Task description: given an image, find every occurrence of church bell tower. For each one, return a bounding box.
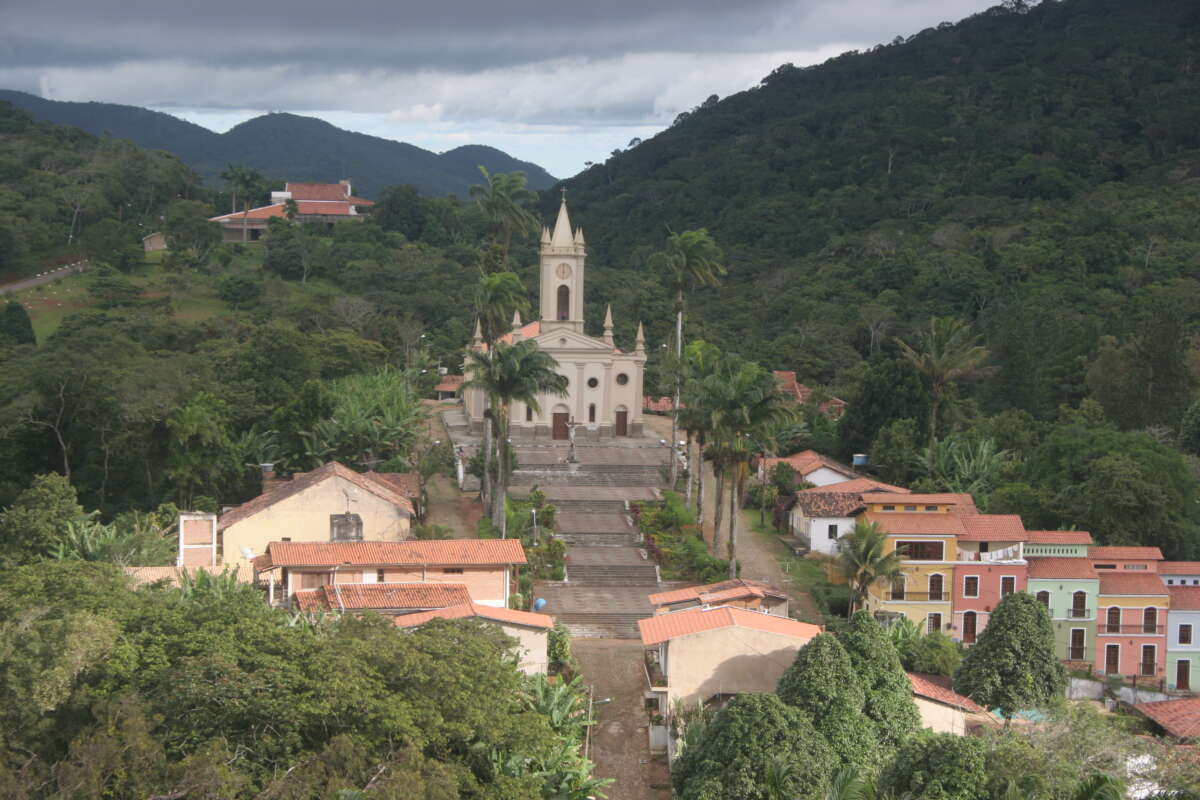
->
[539,194,586,334]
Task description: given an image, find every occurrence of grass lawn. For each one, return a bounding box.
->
[743,509,828,592]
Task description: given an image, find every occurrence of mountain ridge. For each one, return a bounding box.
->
[0,90,556,197]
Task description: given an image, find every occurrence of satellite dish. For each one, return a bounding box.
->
[532,598,547,611]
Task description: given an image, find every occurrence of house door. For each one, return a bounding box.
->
[552,413,569,440]
[615,410,628,436]
[1178,660,1191,691]
[962,611,977,644]
[1105,644,1120,675]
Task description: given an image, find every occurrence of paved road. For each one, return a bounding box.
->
[0,261,87,295]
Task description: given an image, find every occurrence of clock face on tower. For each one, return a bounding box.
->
[555,263,572,279]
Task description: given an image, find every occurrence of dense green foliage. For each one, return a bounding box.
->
[955,592,1067,719]
[635,491,729,583]
[671,693,833,800]
[0,91,555,198]
[839,611,921,751]
[0,562,604,799]
[877,732,989,800]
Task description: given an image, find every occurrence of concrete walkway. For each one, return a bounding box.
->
[0,261,87,295]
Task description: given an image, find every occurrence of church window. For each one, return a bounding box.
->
[588,404,596,422]
[526,406,533,422]
[616,373,629,385]
[587,377,598,388]
[557,285,570,320]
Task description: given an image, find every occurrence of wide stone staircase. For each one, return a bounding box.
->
[556,512,640,548]
[567,563,660,585]
[510,464,664,487]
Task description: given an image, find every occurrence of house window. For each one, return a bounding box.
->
[1106,607,1121,634]
[1105,644,1120,675]
[896,541,943,561]
[889,578,906,601]
[1000,576,1016,597]
[330,513,363,541]
[924,505,937,511]
[928,574,944,601]
[1071,591,1088,618]
[1180,624,1194,645]
[443,568,464,574]
[1124,564,1147,570]
[1141,645,1157,677]
[526,406,533,422]
[963,611,977,644]
[927,613,942,634]
[1036,590,1050,608]
[882,505,896,511]
[1069,629,1086,661]
[963,576,979,598]
[1168,579,1175,585]
[377,569,385,583]
[1095,564,1117,570]
[1143,607,1158,634]
[827,524,839,540]
[904,505,917,512]
[979,542,990,553]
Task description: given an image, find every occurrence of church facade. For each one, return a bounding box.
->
[464,199,647,440]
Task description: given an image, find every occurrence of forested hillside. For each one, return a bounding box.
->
[0,90,557,197]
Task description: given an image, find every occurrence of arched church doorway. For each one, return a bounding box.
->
[551,404,570,440]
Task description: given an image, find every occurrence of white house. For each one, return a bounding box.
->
[756,450,859,486]
[787,478,909,554]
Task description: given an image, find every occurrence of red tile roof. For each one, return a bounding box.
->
[1090,546,1164,561]
[908,672,984,713]
[434,375,465,393]
[363,471,420,500]
[772,371,847,415]
[495,320,541,346]
[1026,557,1098,580]
[1098,572,1169,596]
[210,201,357,222]
[648,578,786,607]
[760,450,858,481]
[956,514,1026,542]
[643,396,677,413]
[638,605,821,646]
[346,196,374,206]
[799,477,909,495]
[1134,697,1200,740]
[286,182,349,201]
[259,538,527,568]
[218,462,414,531]
[793,492,866,518]
[861,492,977,509]
[1168,586,1200,611]
[394,601,553,630]
[863,511,966,536]
[1024,530,1094,545]
[1160,562,1200,575]
[294,582,471,612]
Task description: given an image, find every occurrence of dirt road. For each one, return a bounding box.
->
[0,261,86,295]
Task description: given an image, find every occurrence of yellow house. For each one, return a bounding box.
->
[178,462,414,576]
[861,495,973,633]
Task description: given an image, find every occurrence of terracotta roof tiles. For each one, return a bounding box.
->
[285,182,350,201]
[394,601,553,630]
[434,375,465,393]
[862,511,966,536]
[759,450,858,481]
[1098,572,1169,596]
[908,672,984,713]
[294,582,471,612]
[1090,546,1164,561]
[638,605,821,646]
[363,471,420,500]
[1134,698,1200,740]
[799,478,909,495]
[1160,562,1200,575]
[793,492,866,518]
[1168,586,1200,610]
[1026,557,1098,580]
[1024,530,1094,545]
[648,578,785,606]
[957,514,1026,542]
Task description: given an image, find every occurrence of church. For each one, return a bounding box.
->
[463,198,647,440]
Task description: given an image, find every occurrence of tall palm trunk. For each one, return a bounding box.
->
[491,409,508,533]
[712,465,724,557]
[669,302,683,487]
[727,468,742,578]
[480,406,494,510]
[684,430,694,506]
[695,435,706,525]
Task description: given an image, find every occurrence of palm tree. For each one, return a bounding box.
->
[470,166,539,261]
[763,752,801,800]
[475,271,531,347]
[219,164,266,243]
[650,229,726,488]
[677,340,725,526]
[835,520,905,615]
[463,340,567,534]
[895,316,994,443]
[823,768,873,800]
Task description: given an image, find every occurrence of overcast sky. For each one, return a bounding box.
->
[0,0,997,178]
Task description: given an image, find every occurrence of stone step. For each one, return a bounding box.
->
[557,512,634,535]
[549,499,629,514]
[553,613,644,639]
[567,564,660,585]
[510,468,663,487]
[558,533,641,548]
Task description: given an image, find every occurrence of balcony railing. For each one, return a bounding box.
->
[1050,608,1093,619]
[1097,624,1165,635]
[956,544,1023,562]
[884,592,946,602]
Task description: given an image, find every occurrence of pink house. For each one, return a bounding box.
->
[952,515,1028,644]
[1095,572,1169,678]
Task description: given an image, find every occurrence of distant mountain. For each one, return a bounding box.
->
[0,90,556,198]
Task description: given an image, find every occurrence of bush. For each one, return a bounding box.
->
[637,493,729,583]
[217,274,262,307]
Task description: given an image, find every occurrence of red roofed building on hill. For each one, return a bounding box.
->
[772,371,847,418]
[210,179,373,242]
[396,601,553,675]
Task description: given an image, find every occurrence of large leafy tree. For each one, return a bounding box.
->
[649,229,726,488]
[839,610,921,753]
[833,520,905,614]
[954,591,1066,722]
[464,339,568,533]
[671,693,833,800]
[0,300,35,345]
[878,731,988,800]
[0,473,88,563]
[469,166,538,261]
[837,359,931,460]
[896,316,995,443]
[776,633,875,770]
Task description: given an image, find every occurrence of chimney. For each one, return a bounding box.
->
[260,463,285,493]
